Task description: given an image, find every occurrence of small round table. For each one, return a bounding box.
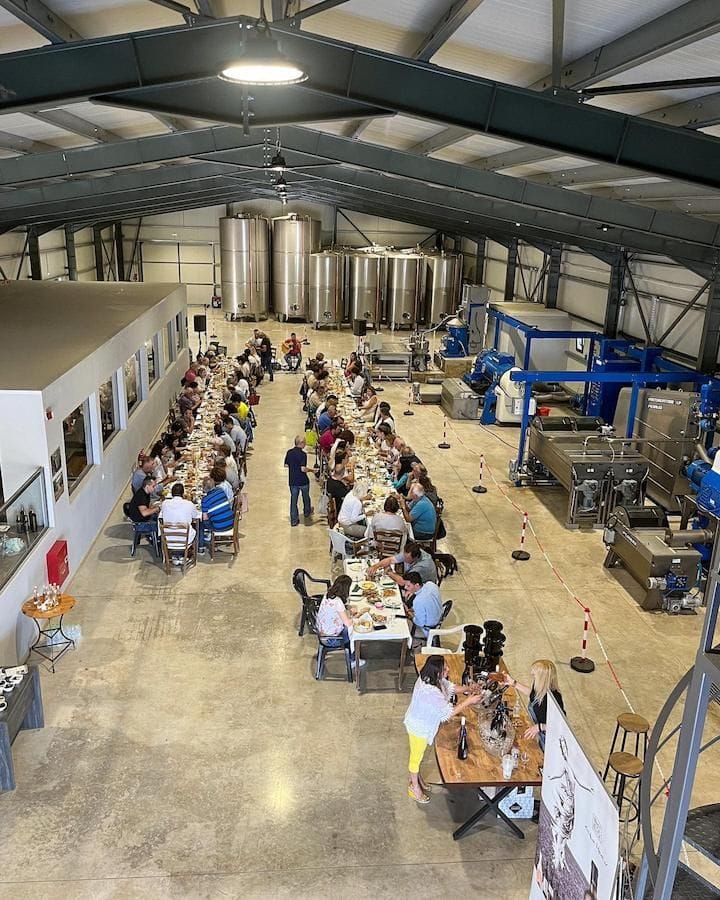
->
[21,594,76,672]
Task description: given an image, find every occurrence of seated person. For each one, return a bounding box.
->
[316,393,338,420]
[149,440,174,484]
[178,385,200,428]
[418,473,439,509]
[282,332,302,369]
[315,575,365,667]
[223,414,247,453]
[359,386,378,421]
[160,483,197,552]
[399,485,437,542]
[375,401,395,433]
[337,483,368,538]
[349,364,365,399]
[319,422,341,456]
[367,540,437,585]
[127,476,159,536]
[209,464,233,503]
[317,403,337,434]
[403,573,443,639]
[200,475,234,551]
[326,463,351,506]
[216,445,241,491]
[307,385,326,416]
[214,422,236,455]
[365,496,410,545]
[344,352,358,378]
[393,447,421,489]
[131,457,156,493]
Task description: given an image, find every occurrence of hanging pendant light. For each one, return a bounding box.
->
[219,2,307,86]
[268,151,287,172]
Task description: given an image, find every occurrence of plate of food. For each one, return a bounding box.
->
[360,580,377,593]
[353,614,374,633]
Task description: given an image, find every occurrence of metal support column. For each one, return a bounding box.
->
[64,224,77,281]
[114,223,125,281]
[27,228,41,280]
[504,237,518,302]
[475,236,486,284]
[544,244,562,308]
[697,274,720,374]
[93,225,104,281]
[604,251,625,338]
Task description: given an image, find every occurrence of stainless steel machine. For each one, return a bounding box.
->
[309,251,343,327]
[347,252,383,324]
[603,505,709,612]
[526,416,649,527]
[441,378,481,420]
[271,215,321,320]
[614,387,700,512]
[219,215,270,321]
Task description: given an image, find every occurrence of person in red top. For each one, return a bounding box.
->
[282,332,302,371]
[319,423,341,455]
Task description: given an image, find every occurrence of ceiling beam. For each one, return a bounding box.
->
[527,164,656,188]
[286,0,351,21]
[0,130,54,153]
[271,0,286,21]
[645,91,720,130]
[408,125,470,156]
[413,0,487,62]
[348,1,486,142]
[2,14,717,192]
[531,0,720,91]
[1,124,718,267]
[551,0,565,88]
[0,0,80,42]
[195,1,218,15]
[479,146,561,171]
[593,182,719,203]
[29,108,121,143]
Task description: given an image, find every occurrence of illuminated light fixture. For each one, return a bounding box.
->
[275,176,288,190]
[219,4,307,86]
[268,151,287,171]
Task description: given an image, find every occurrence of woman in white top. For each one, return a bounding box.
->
[404,655,481,803]
[337,483,367,538]
[314,575,365,666]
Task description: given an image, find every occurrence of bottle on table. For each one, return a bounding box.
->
[28,507,38,533]
[457,716,469,760]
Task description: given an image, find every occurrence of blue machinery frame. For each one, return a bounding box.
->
[484,308,717,481]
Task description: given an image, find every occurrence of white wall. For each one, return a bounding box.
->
[0,286,188,663]
[484,240,508,302]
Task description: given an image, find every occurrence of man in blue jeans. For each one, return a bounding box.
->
[284,435,313,526]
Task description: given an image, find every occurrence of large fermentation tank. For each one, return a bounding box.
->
[272,215,321,320]
[309,251,343,326]
[348,252,383,323]
[386,253,422,328]
[424,252,463,325]
[219,215,270,321]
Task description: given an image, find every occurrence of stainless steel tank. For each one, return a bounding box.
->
[219,215,270,321]
[424,252,463,325]
[386,252,422,328]
[309,251,343,326]
[348,252,383,323]
[271,215,321,320]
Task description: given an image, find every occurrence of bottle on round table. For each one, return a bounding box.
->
[457,716,469,760]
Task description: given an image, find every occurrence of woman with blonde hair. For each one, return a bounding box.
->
[503,659,565,750]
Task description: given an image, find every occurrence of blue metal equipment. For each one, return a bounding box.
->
[440,317,469,358]
[464,349,519,424]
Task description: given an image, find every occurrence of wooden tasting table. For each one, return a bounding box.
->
[21,594,76,673]
[427,655,544,841]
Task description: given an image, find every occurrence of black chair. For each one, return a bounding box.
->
[124,503,160,559]
[292,568,330,637]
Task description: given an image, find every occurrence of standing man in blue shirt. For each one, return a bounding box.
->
[284,435,313,527]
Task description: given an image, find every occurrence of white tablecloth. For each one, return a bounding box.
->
[343,557,412,649]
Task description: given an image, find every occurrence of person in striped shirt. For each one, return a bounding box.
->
[200,475,234,553]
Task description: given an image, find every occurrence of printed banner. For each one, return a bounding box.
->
[530,695,619,900]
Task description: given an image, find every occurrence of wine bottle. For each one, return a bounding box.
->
[457,716,469,760]
[461,663,471,686]
[28,507,37,532]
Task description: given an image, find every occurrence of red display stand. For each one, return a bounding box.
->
[46,540,69,587]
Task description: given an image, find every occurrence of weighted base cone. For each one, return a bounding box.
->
[570,656,595,674]
[438,441,451,449]
[511,549,530,561]
[403,409,415,416]
[472,484,488,494]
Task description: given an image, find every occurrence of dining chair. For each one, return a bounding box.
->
[159,521,196,575]
[372,528,404,557]
[209,508,242,559]
[291,568,330,636]
[418,623,471,656]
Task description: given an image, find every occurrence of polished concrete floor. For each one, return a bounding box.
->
[1,314,718,899]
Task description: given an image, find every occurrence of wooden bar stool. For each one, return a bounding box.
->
[602,712,650,780]
[608,751,643,819]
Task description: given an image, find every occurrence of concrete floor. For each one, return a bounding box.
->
[1,314,718,899]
